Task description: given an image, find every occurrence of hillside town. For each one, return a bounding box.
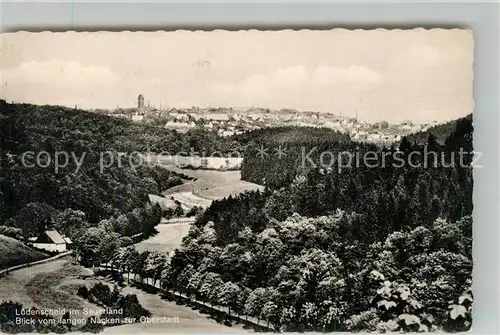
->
[91,94,442,145]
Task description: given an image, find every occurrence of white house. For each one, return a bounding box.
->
[401,124,412,130]
[31,230,68,252]
[367,132,382,142]
[165,120,194,128]
[207,113,230,122]
[190,113,205,121]
[219,130,236,137]
[131,112,144,122]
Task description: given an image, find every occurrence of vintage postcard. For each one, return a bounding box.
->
[0,29,473,333]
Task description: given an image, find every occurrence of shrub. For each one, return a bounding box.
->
[77,286,89,299]
[115,294,151,320]
[89,282,118,307]
[186,206,203,218]
[80,316,104,333]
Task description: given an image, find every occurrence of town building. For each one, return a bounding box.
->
[30,230,69,253]
[207,113,230,122]
[138,94,145,109]
[131,111,144,122]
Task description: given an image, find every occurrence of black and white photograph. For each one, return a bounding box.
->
[0,29,474,333]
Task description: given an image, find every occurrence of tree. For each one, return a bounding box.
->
[218,281,241,316]
[74,227,106,266]
[245,288,267,324]
[174,203,184,217]
[126,249,141,281]
[144,252,170,286]
[199,272,224,305]
[52,208,88,239]
[8,202,56,240]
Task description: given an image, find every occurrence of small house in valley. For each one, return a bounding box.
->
[31,230,68,252]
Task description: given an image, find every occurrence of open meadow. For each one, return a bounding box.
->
[154,155,243,170]
[162,168,264,200]
[134,219,194,254]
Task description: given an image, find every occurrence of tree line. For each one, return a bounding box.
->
[105,211,471,332]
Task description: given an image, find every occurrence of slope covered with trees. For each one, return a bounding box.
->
[113,115,474,332]
[239,126,351,188]
[404,114,473,145]
[0,101,188,244]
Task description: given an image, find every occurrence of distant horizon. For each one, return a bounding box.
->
[2,30,473,123]
[3,98,464,125]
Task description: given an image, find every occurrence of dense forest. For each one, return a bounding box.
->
[241,116,472,189]
[240,126,351,188]
[109,115,473,332]
[0,101,201,246]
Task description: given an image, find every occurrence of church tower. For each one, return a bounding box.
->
[138,94,145,109]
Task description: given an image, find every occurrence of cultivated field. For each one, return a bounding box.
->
[0,234,48,269]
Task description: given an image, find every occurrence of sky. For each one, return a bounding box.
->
[1,29,473,123]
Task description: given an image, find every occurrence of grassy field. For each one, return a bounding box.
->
[0,256,104,325]
[0,235,48,270]
[149,192,212,213]
[168,192,212,208]
[135,220,194,254]
[162,168,264,200]
[154,155,243,170]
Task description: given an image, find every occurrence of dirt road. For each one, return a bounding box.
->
[0,255,247,334]
[101,284,249,334]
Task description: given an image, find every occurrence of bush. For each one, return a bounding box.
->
[80,316,104,333]
[163,208,174,219]
[77,286,89,299]
[174,204,184,217]
[116,294,151,319]
[186,206,203,218]
[89,283,118,307]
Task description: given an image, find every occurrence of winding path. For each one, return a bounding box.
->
[0,255,251,333]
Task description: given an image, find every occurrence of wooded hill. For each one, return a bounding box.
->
[158,114,474,332]
[239,126,351,188]
[404,114,473,145]
[0,101,190,242]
